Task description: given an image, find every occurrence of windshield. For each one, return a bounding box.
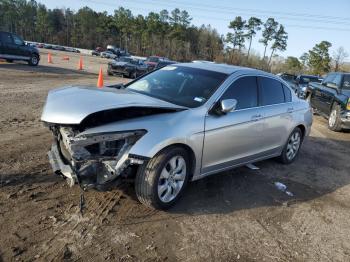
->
[147,57,159,63]
[299,76,320,85]
[126,65,228,108]
[343,75,350,90]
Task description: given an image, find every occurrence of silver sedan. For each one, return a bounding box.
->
[41,63,312,209]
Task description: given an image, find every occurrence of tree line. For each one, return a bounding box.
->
[0,0,224,61]
[0,0,289,64]
[276,42,349,76]
[1,0,347,74]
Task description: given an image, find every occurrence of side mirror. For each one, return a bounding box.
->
[220,99,237,113]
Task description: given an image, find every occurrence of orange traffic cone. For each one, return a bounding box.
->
[97,67,104,88]
[47,53,53,63]
[77,56,83,70]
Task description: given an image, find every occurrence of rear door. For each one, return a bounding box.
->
[257,76,294,152]
[0,32,14,58]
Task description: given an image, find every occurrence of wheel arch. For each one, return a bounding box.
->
[296,124,306,140]
[152,143,197,180]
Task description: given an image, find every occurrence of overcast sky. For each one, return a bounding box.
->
[41,0,350,60]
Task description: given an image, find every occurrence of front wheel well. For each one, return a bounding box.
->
[153,143,196,180]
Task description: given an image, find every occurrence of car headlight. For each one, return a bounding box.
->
[59,128,146,161]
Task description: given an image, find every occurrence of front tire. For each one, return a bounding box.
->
[328,104,342,132]
[135,147,190,209]
[28,54,39,66]
[279,127,303,164]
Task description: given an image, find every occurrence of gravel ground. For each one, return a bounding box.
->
[1,50,350,261]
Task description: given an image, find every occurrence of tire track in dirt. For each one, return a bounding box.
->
[38,190,123,261]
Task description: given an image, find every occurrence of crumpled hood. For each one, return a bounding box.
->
[41,86,186,124]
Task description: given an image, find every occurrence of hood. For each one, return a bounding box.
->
[41,86,186,125]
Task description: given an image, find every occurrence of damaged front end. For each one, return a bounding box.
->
[48,126,146,189]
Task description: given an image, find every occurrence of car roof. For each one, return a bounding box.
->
[178,62,265,75]
[299,74,319,78]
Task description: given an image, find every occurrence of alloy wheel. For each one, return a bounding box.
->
[328,109,337,127]
[286,131,301,160]
[158,155,186,203]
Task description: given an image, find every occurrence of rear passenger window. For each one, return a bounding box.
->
[259,77,285,106]
[221,76,258,110]
[283,85,292,102]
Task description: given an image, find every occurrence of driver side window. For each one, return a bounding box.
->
[12,35,23,45]
[221,76,258,110]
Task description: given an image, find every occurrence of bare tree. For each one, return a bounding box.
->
[332,47,348,71]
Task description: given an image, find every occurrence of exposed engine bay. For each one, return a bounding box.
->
[48,125,147,189]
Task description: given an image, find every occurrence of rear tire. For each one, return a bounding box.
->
[279,127,303,164]
[328,104,342,132]
[135,147,190,209]
[28,54,39,66]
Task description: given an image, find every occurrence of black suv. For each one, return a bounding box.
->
[307,72,350,131]
[0,31,40,66]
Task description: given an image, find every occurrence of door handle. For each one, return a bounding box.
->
[251,114,263,121]
[287,107,294,113]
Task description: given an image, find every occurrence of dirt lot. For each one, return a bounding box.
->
[1,50,350,262]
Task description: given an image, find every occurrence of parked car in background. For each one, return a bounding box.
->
[145,56,168,71]
[276,73,297,92]
[295,74,322,98]
[307,72,350,131]
[36,43,44,48]
[100,50,117,59]
[107,56,148,78]
[0,31,40,66]
[192,60,215,63]
[52,45,65,51]
[41,63,312,209]
[154,60,177,70]
[91,49,100,56]
[65,47,79,53]
[43,44,52,49]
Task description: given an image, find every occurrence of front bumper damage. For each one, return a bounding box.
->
[47,127,146,189]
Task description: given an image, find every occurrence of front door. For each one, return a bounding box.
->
[202,76,264,175]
